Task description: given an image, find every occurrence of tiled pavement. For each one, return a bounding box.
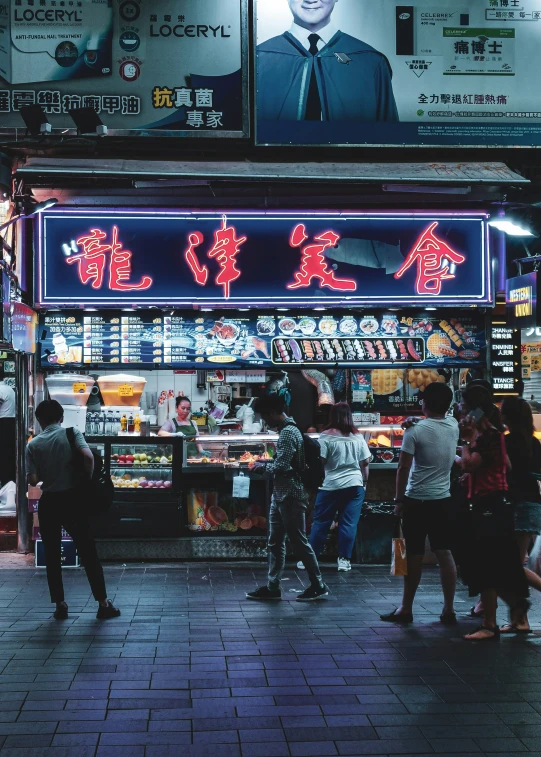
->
[0,559,541,757]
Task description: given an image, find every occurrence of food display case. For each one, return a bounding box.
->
[87,437,182,538]
[182,434,274,536]
[362,426,404,467]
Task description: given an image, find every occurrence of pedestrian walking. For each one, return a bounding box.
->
[0,364,16,486]
[297,402,370,572]
[499,396,541,634]
[246,394,329,602]
[457,394,529,641]
[26,400,120,620]
[380,382,458,625]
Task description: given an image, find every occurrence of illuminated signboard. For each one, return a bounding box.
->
[506,272,539,329]
[39,309,487,370]
[491,319,521,396]
[37,210,492,307]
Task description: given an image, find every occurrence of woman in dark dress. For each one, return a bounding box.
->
[457,394,529,641]
[500,397,541,633]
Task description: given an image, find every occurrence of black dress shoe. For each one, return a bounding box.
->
[440,612,457,626]
[97,601,121,619]
[380,609,413,624]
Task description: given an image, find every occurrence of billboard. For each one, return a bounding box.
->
[39,309,487,369]
[0,0,248,137]
[255,0,541,146]
[506,272,539,329]
[36,209,492,307]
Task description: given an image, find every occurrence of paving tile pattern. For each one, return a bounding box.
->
[0,560,540,756]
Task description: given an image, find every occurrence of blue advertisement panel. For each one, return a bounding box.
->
[38,310,487,369]
[256,0,541,147]
[37,210,491,308]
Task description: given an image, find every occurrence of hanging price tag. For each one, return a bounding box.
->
[72,382,87,394]
[118,384,134,397]
[232,472,250,499]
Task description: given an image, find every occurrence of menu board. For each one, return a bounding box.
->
[491,321,521,396]
[40,310,487,369]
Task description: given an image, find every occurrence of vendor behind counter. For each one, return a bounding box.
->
[157,396,203,456]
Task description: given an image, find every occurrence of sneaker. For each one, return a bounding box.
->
[297,561,306,570]
[246,586,282,601]
[337,558,351,572]
[53,602,68,620]
[97,601,121,619]
[296,583,329,602]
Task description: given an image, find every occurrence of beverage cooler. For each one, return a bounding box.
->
[86,437,183,538]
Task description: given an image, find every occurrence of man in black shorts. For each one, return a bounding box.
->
[380,382,459,625]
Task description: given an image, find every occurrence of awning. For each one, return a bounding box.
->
[16,158,528,185]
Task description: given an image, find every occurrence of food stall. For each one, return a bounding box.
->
[33,208,494,560]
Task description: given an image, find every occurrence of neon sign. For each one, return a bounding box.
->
[394,222,466,296]
[66,226,153,292]
[287,224,357,292]
[38,210,491,307]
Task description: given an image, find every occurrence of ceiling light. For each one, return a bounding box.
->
[488,219,534,237]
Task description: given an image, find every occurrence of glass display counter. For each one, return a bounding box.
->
[86,437,182,538]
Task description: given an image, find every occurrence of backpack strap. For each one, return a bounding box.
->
[66,427,77,456]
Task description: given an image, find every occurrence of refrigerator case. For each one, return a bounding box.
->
[182,434,274,536]
[87,437,182,538]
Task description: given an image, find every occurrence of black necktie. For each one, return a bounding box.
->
[305,33,321,121]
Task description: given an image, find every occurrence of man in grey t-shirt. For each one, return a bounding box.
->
[380,382,459,626]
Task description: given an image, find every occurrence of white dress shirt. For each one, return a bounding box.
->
[289,21,339,52]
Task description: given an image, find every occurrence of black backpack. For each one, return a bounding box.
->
[66,427,114,515]
[285,422,325,491]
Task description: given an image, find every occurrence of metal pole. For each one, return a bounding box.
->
[16,351,31,553]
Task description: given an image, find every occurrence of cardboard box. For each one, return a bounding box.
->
[0,0,113,84]
[35,539,78,568]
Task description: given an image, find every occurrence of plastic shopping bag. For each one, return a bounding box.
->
[528,535,541,576]
[232,472,250,499]
[391,520,408,576]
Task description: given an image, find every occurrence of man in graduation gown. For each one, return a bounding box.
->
[257,0,399,122]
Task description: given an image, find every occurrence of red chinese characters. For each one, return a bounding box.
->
[287,224,357,292]
[183,215,247,298]
[394,222,466,296]
[67,226,152,291]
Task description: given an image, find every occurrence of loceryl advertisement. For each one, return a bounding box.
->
[0,0,248,136]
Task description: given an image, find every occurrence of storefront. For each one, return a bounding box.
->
[33,206,494,559]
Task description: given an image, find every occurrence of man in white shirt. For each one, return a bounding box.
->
[381,381,459,625]
[0,365,16,485]
[257,0,398,122]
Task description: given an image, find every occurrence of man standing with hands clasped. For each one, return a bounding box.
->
[380,382,459,625]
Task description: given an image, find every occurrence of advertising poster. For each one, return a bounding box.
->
[37,210,491,308]
[255,0,541,146]
[39,310,487,371]
[0,0,248,137]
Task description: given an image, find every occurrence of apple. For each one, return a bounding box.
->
[126,455,134,463]
[117,460,125,466]
[146,481,155,488]
[139,481,148,488]
[163,481,172,488]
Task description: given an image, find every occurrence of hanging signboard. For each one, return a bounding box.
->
[506,272,539,329]
[0,0,248,138]
[37,209,491,308]
[38,309,487,370]
[255,0,541,147]
[491,319,521,396]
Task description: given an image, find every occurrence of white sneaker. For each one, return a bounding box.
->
[337,558,351,572]
[297,561,306,570]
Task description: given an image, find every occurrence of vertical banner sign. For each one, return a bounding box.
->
[0,0,248,137]
[506,272,539,329]
[491,320,521,396]
[256,0,541,146]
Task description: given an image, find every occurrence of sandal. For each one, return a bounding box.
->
[500,624,532,635]
[469,605,484,617]
[463,625,500,642]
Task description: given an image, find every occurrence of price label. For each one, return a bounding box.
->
[72,382,87,394]
[118,384,134,397]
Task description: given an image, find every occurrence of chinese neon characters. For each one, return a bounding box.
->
[287,224,357,292]
[394,222,466,296]
[66,226,153,291]
[183,215,247,298]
